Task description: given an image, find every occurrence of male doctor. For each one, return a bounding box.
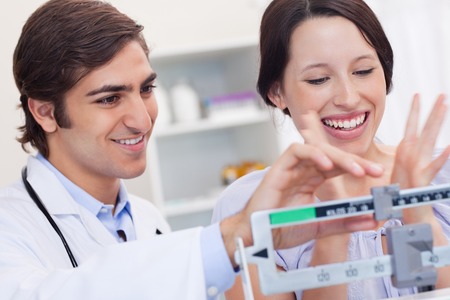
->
[0,0,383,299]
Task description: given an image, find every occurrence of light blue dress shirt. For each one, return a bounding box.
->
[36,154,135,242]
[36,154,236,298]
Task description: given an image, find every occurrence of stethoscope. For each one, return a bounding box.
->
[21,167,78,268]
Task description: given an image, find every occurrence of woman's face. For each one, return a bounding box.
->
[272,16,386,156]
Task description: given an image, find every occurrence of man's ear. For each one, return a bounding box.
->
[27,98,57,133]
[267,82,287,110]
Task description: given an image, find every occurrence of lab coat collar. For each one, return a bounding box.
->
[26,156,80,215]
[25,156,117,246]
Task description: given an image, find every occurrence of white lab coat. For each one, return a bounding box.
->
[0,156,207,300]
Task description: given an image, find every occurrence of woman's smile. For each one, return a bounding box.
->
[321,112,370,140]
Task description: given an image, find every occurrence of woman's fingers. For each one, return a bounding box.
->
[258,141,382,215]
[394,94,449,224]
[394,94,448,187]
[282,142,383,182]
[274,214,378,249]
[298,110,329,145]
[315,215,377,239]
[278,143,333,172]
[418,94,448,157]
[424,146,450,180]
[403,93,420,140]
[299,111,384,178]
[319,151,384,178]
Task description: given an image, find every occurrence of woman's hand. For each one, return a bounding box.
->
[391,93,450,290]
[221,111,384,260]
[391,94,450,224]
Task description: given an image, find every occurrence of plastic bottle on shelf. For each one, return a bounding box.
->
[221,161,266,186]
[170,80,201,123]
[221,165,240,186]
[153,82,172,127]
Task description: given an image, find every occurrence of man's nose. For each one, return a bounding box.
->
[122,95,152,133]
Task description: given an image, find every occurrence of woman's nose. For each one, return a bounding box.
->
[332,78,360,108]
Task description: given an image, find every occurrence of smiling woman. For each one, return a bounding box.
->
[211,0,450,299]
[272,16,387,152]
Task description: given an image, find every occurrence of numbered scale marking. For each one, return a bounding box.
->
[269,184,450,227]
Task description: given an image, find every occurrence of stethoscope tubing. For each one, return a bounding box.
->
[21,167,78,268]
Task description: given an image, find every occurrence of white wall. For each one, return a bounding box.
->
[1,0,449,197]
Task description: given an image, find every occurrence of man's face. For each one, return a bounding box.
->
[46,41,158,192]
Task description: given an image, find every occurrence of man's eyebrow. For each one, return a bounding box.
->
[141,72,157,87]
[85,73,157,97]
[86,84,132,97]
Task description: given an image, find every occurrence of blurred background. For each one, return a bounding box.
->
[0,0,449,229]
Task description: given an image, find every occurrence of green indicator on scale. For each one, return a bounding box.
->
[270,207,316,225]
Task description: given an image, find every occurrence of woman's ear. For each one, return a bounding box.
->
[267,82,287,110]
[27,98,58,133]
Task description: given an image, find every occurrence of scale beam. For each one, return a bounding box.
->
[235,183,450,296]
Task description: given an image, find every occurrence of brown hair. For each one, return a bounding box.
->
[257,0,394,115]
[13,0,149,157]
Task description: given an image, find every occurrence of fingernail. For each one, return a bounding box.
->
[371,163,384,174]
[351,162,364,175]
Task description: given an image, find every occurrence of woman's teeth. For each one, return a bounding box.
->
[116,136,144,145]
[323,114,366,130]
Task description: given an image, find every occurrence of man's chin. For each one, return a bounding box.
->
[120,163,147,180]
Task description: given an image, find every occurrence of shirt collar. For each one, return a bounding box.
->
[36,153,132,218]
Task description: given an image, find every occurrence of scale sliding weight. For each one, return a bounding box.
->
[234,183,450,298]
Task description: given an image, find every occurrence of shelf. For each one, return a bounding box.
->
[146,38,282,230]
[150,36,258,62]
[163,195,220,217]
[154,110,271,138]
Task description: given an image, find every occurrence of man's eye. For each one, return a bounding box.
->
[306,77,329,85]
[141,84,156,94]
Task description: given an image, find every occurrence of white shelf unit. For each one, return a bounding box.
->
[147,38,282,230]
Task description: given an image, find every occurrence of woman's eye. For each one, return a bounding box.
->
[354,68,374,76]
[306,77,329,85]
[97,96,119,105]
[141,84,156,94]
